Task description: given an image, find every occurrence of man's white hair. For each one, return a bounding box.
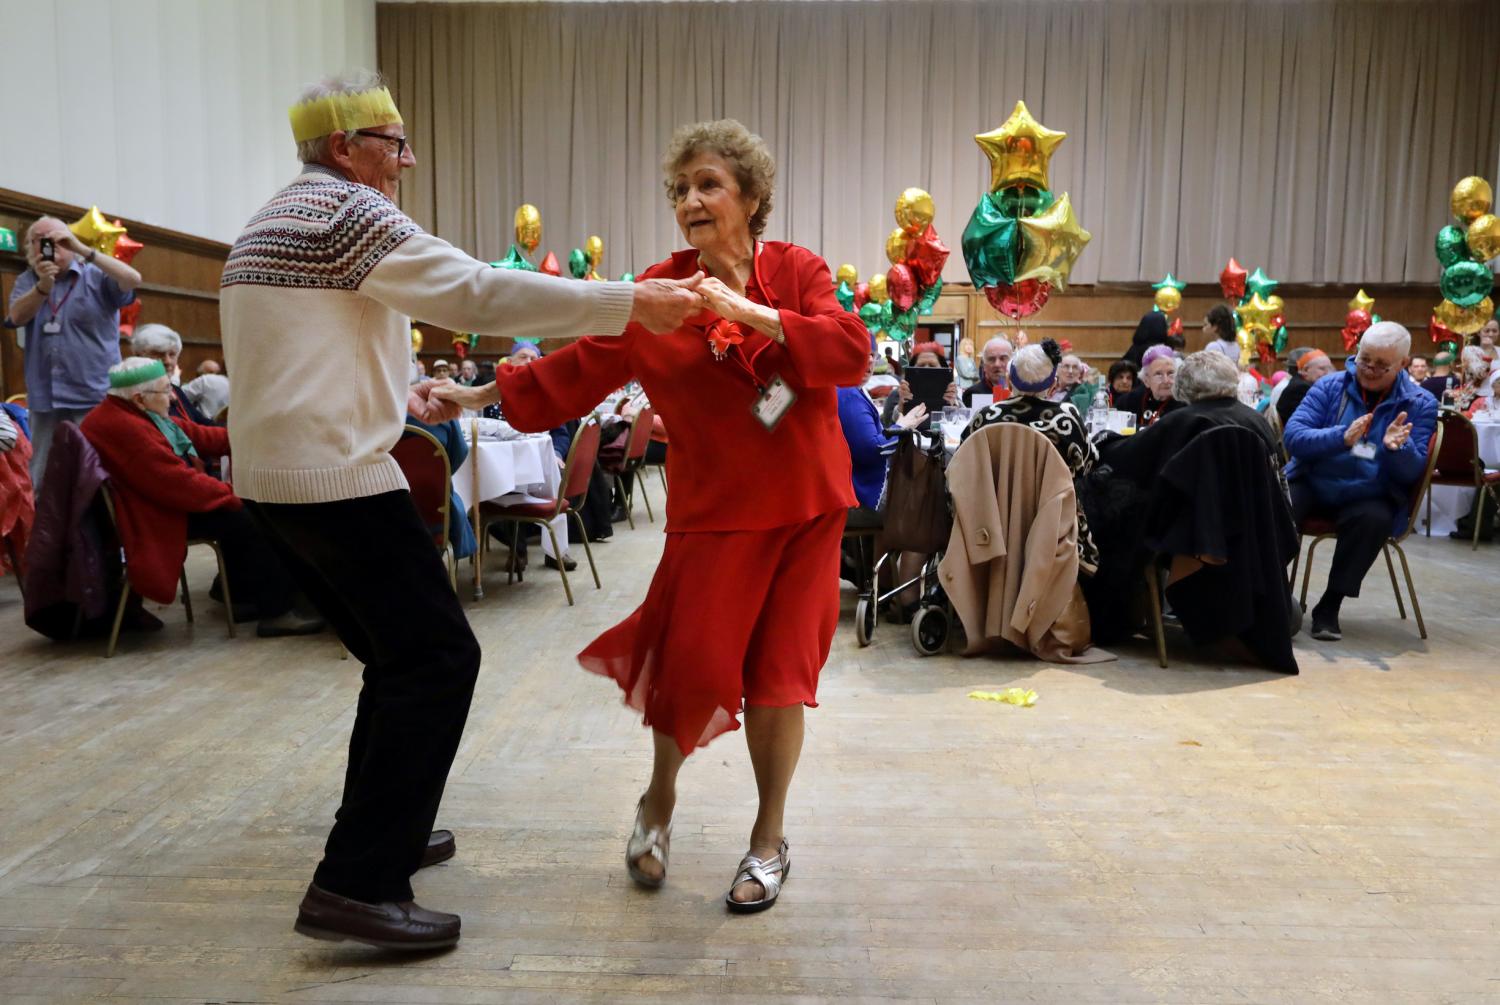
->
[1358,320,1411,359]
[1173,350,1239,403]
[106,356,170,400]
[132,323,183,358]
[982,336,1014,357]
[295,69,391,164]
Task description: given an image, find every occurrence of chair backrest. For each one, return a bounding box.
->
[1433,411,1479,479]
[392,426,451,550]
[561,419,604,503]
[624,405,654,463]
[1394,425,1445,543]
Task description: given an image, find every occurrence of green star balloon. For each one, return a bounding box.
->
[962,192,1020,287]
[1151,272,1187,292]
[491,244,538,271]
[1245,267,1278,299]
[836,280,856,312]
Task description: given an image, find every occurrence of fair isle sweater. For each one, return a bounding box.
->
[220,166,635,504]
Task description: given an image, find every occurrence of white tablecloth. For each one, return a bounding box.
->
[453,434,570,565]
[1417,417,1500,536]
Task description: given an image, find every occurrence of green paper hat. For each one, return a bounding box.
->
[109,358,167,389]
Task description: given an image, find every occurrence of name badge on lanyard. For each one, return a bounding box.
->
[751,375,797,432]
[42,320,62,335]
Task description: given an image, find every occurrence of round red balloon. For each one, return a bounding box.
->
[854,282,870,310]
[887,264,917,311]
[984,279,1051,319]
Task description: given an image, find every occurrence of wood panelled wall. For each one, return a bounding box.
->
[925,282,1445,373]
[0,189,229,400]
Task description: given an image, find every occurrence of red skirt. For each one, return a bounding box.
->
[579,508,844,755]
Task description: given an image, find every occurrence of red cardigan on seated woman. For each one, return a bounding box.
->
[80,360,239,604]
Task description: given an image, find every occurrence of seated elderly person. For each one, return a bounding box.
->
[1275,349,1334,426]
[960,336,1014,408]
[838,351,930,512]
[1135,345,1184,428]
[182,359,230,422]
[1046,353,1096,411]
[964,339,1098,572]
[80,358,321,637]
[1106,359,1142,412]
[131,324,213,426]
[1453,345,1496,416]
[882,341,960,426]
[1283,322,1436,642]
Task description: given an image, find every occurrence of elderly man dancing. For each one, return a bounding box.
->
[221,71,701,951]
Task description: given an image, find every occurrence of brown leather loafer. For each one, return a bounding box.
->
[421,829,456,868]
[294,883,460,951]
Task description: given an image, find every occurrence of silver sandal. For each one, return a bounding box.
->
[625,796,670,889]
[725,838,789,913]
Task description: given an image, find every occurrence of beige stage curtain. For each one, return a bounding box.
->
[378,0,1500,284]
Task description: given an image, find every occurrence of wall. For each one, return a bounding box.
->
[0,0,377,244]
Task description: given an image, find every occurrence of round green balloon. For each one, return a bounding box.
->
[568,248,589,279]
[995,186,1055,219]
[1440,260,1494,308]
[1436,225,1474,268]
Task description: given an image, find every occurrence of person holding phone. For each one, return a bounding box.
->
[7,217,143,490]
[882,342,958,426]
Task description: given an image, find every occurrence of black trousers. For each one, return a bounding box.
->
[246,491,480,903]
[1289,482,1399,599]
[185,508,296,618]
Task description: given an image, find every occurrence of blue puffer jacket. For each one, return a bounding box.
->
[1283,360,1437,535]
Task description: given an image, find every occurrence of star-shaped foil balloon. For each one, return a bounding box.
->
[1349,288,1376,314]
[491,245,538,271]
[1152,272,1187,293]
[70,206,126,256]
[1015,193,1091,292]
[1237,292,1278,331]
[1245,268,1279,299]
[1219,258,1247,300]
[975,100,1066,193]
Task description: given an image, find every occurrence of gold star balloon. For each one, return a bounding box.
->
[1349,288,1376,314]
[975,100,1066,192]
[1014,192,1091,292]
[1237,292,1279,331]
[70,206,126,256]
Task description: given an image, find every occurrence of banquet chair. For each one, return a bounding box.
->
[4,393,25,407]
[1423,411,1500,548]
[479,418,602,606]
[99,482,235,658]
[1291,427,1443,639]
[391,426,457,592]
[614,406,656,528]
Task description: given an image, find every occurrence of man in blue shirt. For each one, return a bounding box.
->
[1283,322,1437,642]
[6,216,142,489]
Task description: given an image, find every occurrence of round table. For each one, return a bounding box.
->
[1418,416,1500,537]
[454,429,563,598]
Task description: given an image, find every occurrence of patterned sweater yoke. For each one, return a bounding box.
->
[221,173,421,292]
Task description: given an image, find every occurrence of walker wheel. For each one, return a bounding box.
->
[855,597,875,648]
[911,605,949,656]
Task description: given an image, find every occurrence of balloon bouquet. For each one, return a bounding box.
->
[69,206,146,336]
[1430,176,1498,350]
[1149,273,1186,343]
[1341,288,1378,353]
[961,100,1091,320]
[1216,258,1289,366]
[837,188,950,352]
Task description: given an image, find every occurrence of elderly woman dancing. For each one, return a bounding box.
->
[438,119,868,913]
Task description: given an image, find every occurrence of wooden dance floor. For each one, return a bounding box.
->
[1,521,1497,1002]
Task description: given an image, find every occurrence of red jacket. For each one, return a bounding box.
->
[81,395,239,603]
[497,242,870,532]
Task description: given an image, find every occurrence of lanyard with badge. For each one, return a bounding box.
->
[702,242,796,432]
[1337,382,1388,460]
[39,270,78,336]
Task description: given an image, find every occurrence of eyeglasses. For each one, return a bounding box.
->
[352,130,409,159]
[1355,358,1396,375]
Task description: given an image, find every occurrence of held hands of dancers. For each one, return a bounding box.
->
[631,272,707,334]
[409,379,465,423]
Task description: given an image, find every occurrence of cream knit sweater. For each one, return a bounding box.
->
[220,166,634,504]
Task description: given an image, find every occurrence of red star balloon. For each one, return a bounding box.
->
[907,224,950,288]
[1428,314,1456,346]
[118,299,142,338]
[1167,316,1183,339]
[112,230,144,266]
[539,251,561,276]
[1219,258,1247,300]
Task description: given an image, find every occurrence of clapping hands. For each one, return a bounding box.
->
[1383,410,1412,451]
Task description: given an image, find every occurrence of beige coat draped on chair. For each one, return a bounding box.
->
[938,423,1113,664]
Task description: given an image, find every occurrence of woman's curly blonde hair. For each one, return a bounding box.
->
[662,119,776,238]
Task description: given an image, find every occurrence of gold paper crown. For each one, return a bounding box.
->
[288,87,402,143]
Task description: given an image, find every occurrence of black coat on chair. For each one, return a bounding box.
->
[1145,424,1301,674]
